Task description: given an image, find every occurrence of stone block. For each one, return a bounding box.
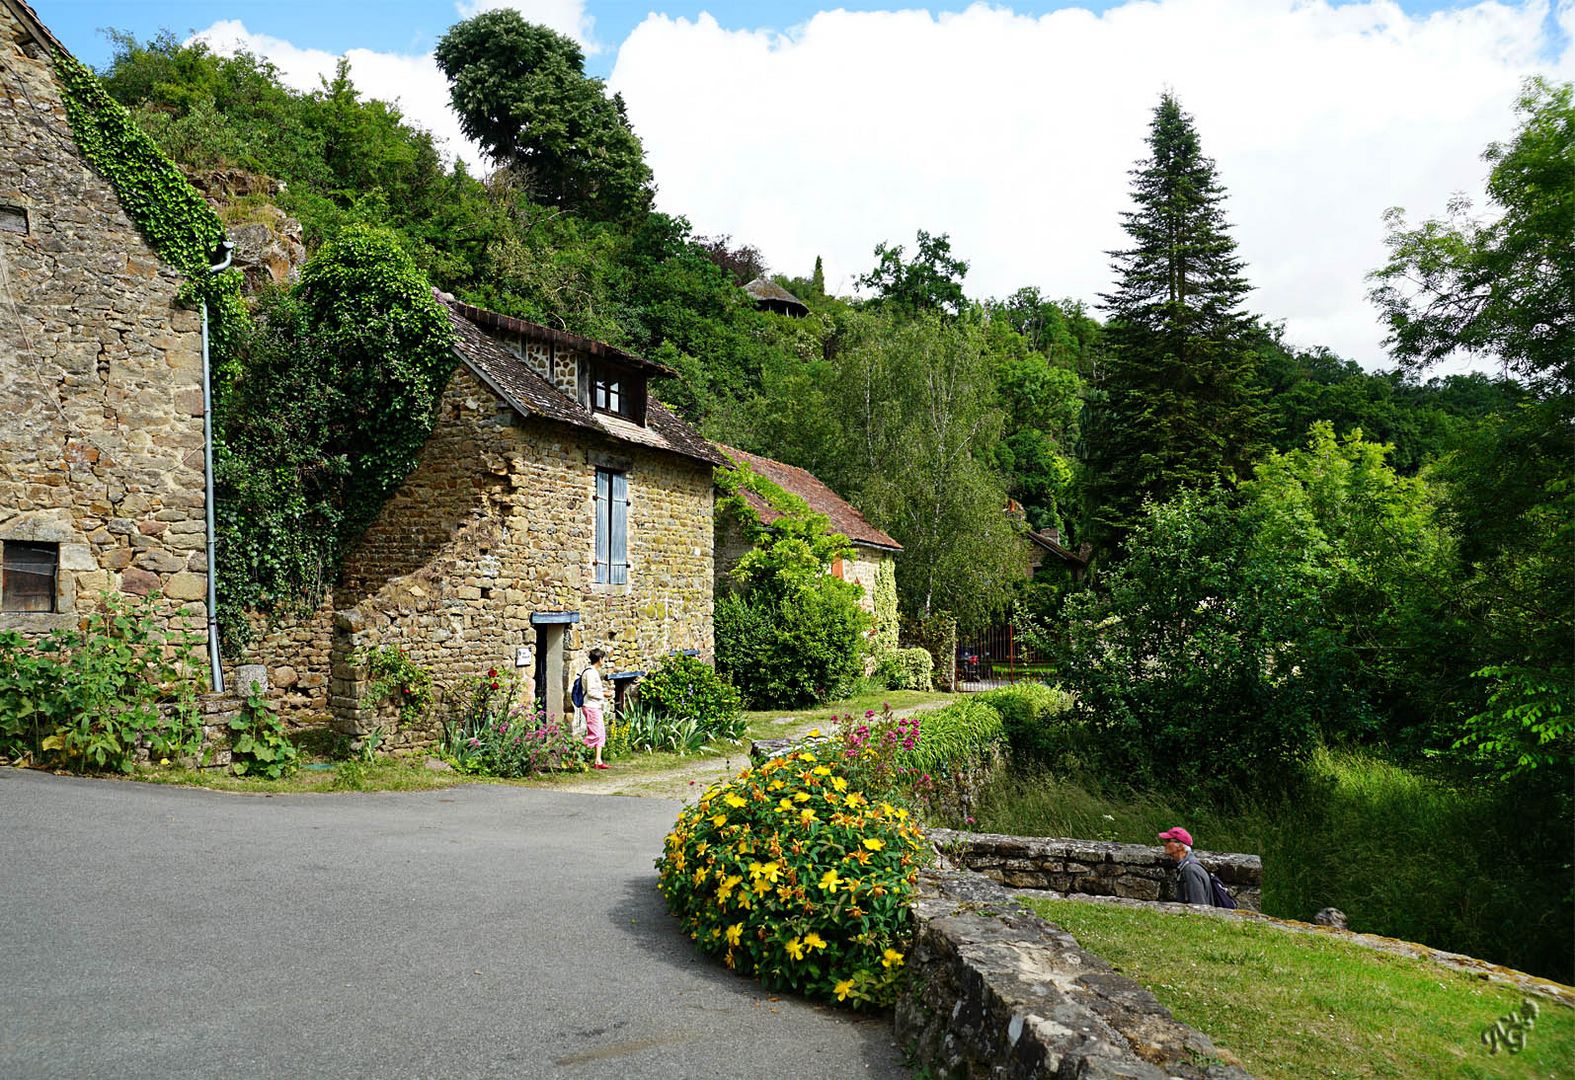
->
[232,665,267,696]
[163,572,207,601]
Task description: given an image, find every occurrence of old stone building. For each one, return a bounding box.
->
[713,445,901,615]
[241,297,723,743]
[0,1,210,642]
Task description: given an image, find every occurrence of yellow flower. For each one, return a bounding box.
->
[799,807,818,824]
[803,932,827,951]
[862,837,885,852]
[785,937,806,961]
[819,868,842,892]
[726,922,743,946]
[711,814,727,827]
[724,794,747,808]
[831,776,848,792]
[834,978,855,1001]
[717,874,742,902]
[792,791,811,803]
[769,779,785,790]
[778,798,794,812]
[807,728,822,737]
[797,752,817,762]
[158,758,171,766]
[749,860,781,884]
[812,765,831,776]
[882,948,905,968]
[844,791,866,807]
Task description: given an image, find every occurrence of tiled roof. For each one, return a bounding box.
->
[716,444,901,552]
[3,0,70,58]
[446,300,723,467]
[445,298,676,376]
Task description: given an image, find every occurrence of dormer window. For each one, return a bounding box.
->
[586,360,645,424]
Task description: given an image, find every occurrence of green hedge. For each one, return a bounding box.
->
[876,647,934,692]
[900,698,1005,775]
[976,683,1075,767]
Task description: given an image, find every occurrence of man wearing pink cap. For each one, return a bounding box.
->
[1158,826,1211,905]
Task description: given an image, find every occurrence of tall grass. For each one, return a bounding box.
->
[964,747,1573,983]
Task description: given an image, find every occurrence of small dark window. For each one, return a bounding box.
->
[587,361,645,424]
[2,541,58,612]
[0,206,27,235]
[594,469,629,585]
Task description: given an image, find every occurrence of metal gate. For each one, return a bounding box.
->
[956,623,1047,691]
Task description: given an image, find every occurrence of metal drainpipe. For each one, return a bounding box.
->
[200,241,232,694]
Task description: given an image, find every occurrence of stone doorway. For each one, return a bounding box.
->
[530,611,579,730]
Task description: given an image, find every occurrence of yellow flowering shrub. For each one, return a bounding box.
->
[655,751,928,1008]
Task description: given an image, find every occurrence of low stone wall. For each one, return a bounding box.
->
[898,868,1251,1079]
[929,829,1262,912]
[146,692,239,770]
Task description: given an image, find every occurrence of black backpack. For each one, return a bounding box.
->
[571,671,586,708]
[1208,871,1238,910]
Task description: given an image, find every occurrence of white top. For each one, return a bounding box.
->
[581,665,606,706]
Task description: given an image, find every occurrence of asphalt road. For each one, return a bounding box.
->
[0,769,910,1079]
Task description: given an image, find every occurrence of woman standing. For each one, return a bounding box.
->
[581,649,609,770]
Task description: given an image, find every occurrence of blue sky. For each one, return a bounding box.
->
[35,0,1575,368]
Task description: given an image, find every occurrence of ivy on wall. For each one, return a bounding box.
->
[872,559,899,654]
[53,53,455,649]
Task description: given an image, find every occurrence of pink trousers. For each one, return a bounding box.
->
[582,704,605,749]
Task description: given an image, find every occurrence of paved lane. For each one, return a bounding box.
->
[0,770,908,1079]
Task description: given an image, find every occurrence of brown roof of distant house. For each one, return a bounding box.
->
[742,276,809,316]
[716,445,901,552]
[446,297,677,377]
[446,300,724,467]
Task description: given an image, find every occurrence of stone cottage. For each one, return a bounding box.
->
[0,1,210,644]
[713,445,901,615]
[241,297,723,744]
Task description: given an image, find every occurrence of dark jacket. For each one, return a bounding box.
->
[1174,852,1211,905]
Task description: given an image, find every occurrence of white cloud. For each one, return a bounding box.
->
[610,0,1574,369]
[191,20,483,167]
[454,0,601,53]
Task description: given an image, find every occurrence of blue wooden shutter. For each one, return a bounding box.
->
[610,472,629,584]
[594,469,610,583]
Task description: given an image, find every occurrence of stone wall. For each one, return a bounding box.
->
[838,547,891,615]
[898,868,1251,1079]
[0,10,210,645]
[320,362,714,745]
[929,829,1263,912]
[230,602,334,724]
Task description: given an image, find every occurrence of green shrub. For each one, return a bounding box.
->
[228,689,299,779]
[716,585,867,708]
[899,698,1005,775]
[0,593,203,772]
[976,682,1076,767]
[618,699,719,755]
[636,654,744,737]
[656,750,927,1008]
[354,645,434,727]
[876,647,934,692]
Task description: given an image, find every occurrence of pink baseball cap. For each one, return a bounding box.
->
[1157,827,1193,846]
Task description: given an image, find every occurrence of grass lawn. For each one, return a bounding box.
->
[1021,897,1573,1079]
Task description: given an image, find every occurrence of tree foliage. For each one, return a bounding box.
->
[1083,93,1263,551]
[435,11,653,221]
[856,229,969,315]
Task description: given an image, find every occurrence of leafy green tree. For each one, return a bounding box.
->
[1371,77,1572,395]
[1082,93,1263,551]
[1369,78,1574,779]
[856,229,969,315]
[435,11,653,221]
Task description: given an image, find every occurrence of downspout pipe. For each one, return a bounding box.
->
[200,241,232,694]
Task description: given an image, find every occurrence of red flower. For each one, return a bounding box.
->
[490,681,500,690]
[487,668,498,678]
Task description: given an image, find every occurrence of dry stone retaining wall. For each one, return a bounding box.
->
[929,829,1263,912]
[899,867,1251,1079]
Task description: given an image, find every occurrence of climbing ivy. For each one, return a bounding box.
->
[872,559,899,654]
[51,51,248,352]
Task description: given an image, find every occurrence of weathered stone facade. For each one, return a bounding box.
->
[834,548,893,616]
[0,6,209,645]
[236,308,719,745]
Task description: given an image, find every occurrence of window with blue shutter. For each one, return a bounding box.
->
[594,468,629,584]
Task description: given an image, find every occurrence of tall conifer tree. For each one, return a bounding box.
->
[1083,93,1262,551]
